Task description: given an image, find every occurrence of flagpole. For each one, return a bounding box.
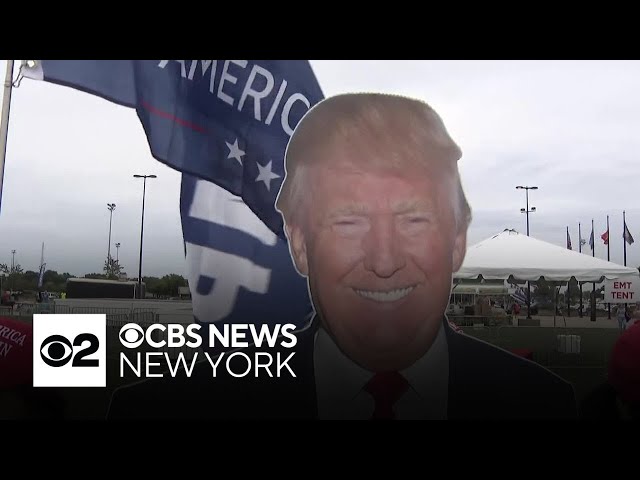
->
[607,215,611,320]
[622,210,632,322]
[38,241,45,291]
[567,226,571,317]
[579,222,583,317]
[591,218,596,322]
[0,60,15,215]
[606,216,610,261]
[623,210,627,267]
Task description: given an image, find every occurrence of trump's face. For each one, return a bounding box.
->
[287,146,467,372]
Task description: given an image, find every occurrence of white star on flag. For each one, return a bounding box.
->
[225,138,245,166]
[255,160,280,191]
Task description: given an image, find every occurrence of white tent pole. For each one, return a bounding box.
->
[0,60,15,214]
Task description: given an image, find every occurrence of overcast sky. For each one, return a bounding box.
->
[1,60,639,277]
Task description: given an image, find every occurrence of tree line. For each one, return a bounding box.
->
[0,263,188,298]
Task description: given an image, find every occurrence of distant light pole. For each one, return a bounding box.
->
[133,174,156,298]
[10,249,16,290]
[115,242,121,262]
[107,203,116,263]
[517,185,538,319]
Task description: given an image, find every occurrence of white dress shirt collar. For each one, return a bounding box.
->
[313,320,449,419]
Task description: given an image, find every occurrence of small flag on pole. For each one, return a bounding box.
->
[566,227,572,250]
[601,229,609,245]
[589,228,594,251]
[624,221,635,245]
[37,263,46,288]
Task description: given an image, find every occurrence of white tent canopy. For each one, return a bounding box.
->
[455,229,639,282]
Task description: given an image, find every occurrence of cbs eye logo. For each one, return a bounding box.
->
[119,324,144,348]
[40,333,100,368]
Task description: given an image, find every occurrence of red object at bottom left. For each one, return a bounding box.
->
[0,316,33,388]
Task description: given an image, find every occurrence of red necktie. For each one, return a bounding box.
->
[363,371,409,420]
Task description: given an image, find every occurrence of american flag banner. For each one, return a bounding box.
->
[22,60,325,332]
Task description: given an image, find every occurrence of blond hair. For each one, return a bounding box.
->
[275,92,472,231]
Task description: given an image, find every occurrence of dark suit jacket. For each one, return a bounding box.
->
[579,382,620,419]
[107,318,577,420]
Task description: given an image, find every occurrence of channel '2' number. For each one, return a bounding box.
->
[40,333,100,368]
[72,334,99,367]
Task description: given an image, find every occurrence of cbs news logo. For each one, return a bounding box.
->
[33,314,106,387]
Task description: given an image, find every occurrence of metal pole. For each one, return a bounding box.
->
[578,223,582,254]
[525,189,531,319]
[567,226,571,318]
[517,185,536,320]
[108,208,113,261]
[10,249,15,291]
[138,178,146,298]
[591,218,596,322]
[607,215,611,320]
[0,60,15,214]
[526,189,530,236]
[134,174,155,298]
[623,210,628,323]
[579,222,583,317]
[623,210,627,267]
[606,215,610,261]
[592,219,595,258]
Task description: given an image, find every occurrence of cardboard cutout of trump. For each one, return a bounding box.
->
[107,93,577,420]
[275,93,470,377]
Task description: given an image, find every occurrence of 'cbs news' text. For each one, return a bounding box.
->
[118,323,298,379]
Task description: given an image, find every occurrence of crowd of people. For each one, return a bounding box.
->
[0,290,16,311]
[614,303,639,331]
